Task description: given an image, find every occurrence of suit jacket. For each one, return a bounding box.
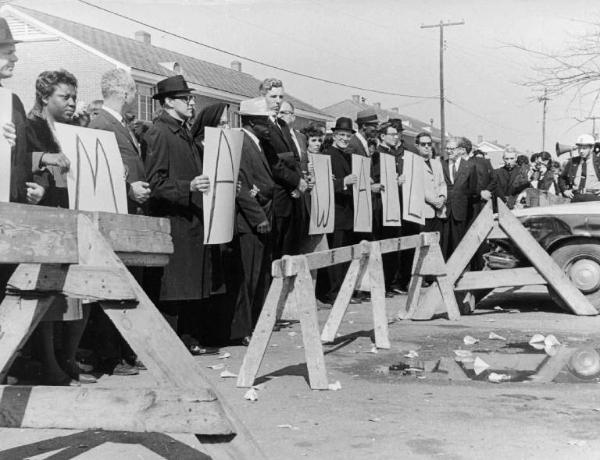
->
[489,165,529,208]
[442,157,477,221]
[325,145,353,230]
[236,132,275,234]
[559,154,600,192]
[468,156,494,193]
[89,108,145,214]
[10,93,35,203]
[145,111,217,301]
[346,133,369,157]
[261,118,301,217]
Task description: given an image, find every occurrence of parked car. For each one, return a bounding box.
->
[490,201,600,311]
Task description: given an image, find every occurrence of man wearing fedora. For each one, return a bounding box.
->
[347,108,379,158]
[229,97,276,345]
[145,75,222,355]
[323,117,359,302]
[0,17,45,205]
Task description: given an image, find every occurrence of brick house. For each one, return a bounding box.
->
[0,4,330,128]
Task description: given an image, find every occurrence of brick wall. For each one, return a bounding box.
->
[4,37,114,113]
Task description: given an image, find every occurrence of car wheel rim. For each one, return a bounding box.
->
[566,258,600,294]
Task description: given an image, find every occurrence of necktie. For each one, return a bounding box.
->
[579,159,588,193]
[451,161,457,184]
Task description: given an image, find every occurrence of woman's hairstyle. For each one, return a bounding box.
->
[34,69,78,109]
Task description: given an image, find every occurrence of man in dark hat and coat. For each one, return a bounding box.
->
[323,117,359,301]
[145,75,222,354]
[347,108,379,158]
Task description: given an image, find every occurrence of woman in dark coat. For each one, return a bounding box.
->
[145,78,226,353]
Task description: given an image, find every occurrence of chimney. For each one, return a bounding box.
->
[373,102,381,109]
[477,135,483,144]
[135,31,151,45]
[351,95,360,103]
[391,107,399,113]
[230,60,242,72]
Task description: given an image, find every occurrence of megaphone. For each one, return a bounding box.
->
[556,142,575,156]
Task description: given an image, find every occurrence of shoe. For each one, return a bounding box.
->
[77,373,97,384]
[391,286,408,295]
[350,295,362,304]
[112,360,139,376]
[242,336,251,347]
[189,345,220,356]
[133,359,146,370]
[77,361,94,373]
[385,291,395,298]
[316,299,332,310]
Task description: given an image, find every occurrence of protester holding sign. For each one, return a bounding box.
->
[145,75,222,355]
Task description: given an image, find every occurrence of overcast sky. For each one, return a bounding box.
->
[11,0,600,152]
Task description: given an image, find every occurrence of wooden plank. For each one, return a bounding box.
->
[367,243,391,349]
[0,386,230,434]
[464,353,546,371]
[0,203,173,264]
[438,275,461,321]
[321,258,364,343]
[0,295,52,382]
[398,245,425,320]
[94,212,173,255]
[0,203,78,264]
[455,267,547,291]
[117,252,170,267]
[237,277,288,388]
[6,264,137,301]
[293,258,329,390]
[272,234,424,277]
[497,200,598,316]
[529,346,575,383]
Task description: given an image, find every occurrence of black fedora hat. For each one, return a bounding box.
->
[331,117,356,134]
[0,17,21,46]
[152,75,195,100]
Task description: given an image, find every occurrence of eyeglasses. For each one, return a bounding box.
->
[419,142,433,147]
[279,111,294,116]
[385,132,399,137]
[172,95,195,103]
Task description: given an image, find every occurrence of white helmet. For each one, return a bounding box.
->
[576,134,595,146]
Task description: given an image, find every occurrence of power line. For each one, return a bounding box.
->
[446,99,529,135]
[75,0,438,100]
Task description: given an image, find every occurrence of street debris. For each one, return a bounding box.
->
[404,350,419,358]
[218,352,231,359]
[529,333,561,355]
[473,356,490,375]
[364,346,378,354]
[328,381,342,391]
[220,370,238,378]
[244,388,258,401]
[488,372,511,383]
[488,332,507,341]
[463,335,479,345]
[374,365,390,376]
[207,363,225,370]
[288,331,297,337]
[277,424,299,430]
[368,417,381,422]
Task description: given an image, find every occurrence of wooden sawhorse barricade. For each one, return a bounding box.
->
[0,203,263,459]
[410,199,598,319]
[237,232,457,390]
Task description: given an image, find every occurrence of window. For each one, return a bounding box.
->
[136,83,155,121]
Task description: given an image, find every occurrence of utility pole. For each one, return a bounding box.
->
[574,115,600,140]
[538,88,549,151]
[421,19,464,155]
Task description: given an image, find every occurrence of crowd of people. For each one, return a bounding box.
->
[1,17,598,386]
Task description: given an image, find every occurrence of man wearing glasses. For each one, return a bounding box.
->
[560,134,600,202]
[415,132,447,234]
[442,137,477,258]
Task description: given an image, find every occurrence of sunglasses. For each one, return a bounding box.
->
[419,142,433,147]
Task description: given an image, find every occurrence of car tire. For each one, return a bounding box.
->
[549,241,600,313]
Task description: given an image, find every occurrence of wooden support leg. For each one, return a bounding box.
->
[398,244,425,320]
[0,291,52,382]
[237,277,291,388]
[437,275,461,320]
[320,257,366,343]
[529,346,576,383]
[293,257,329,390]
[367,243,390,349]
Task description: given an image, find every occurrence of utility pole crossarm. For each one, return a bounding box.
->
[421,19,465,156]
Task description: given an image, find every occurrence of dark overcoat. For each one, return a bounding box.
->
[145,111,217,301]
[325,145,354,231]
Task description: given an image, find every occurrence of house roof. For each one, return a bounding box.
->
[321,98,443,140]
[5,5,328,118]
